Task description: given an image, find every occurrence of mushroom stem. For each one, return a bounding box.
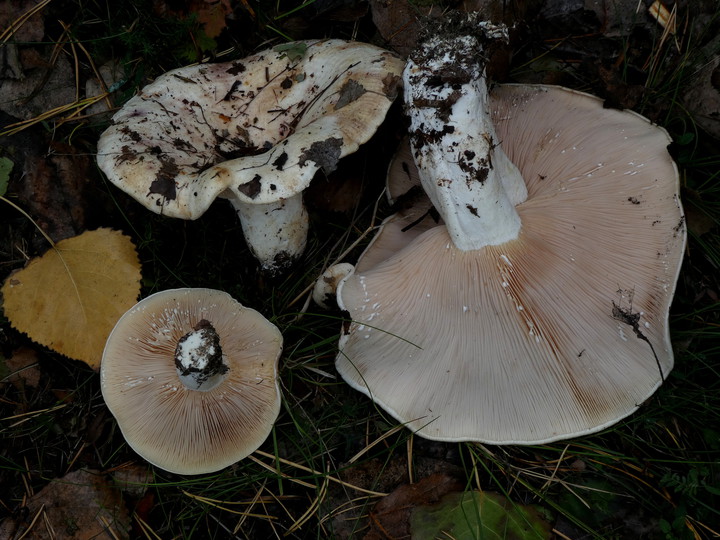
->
[230,194,309,275]
[174,319,229,391]
[403,24,527,251]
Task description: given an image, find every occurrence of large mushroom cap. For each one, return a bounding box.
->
[336,84,686,444]
[96,39,403,272]
[97,39,402,216]
[101,288,282,474]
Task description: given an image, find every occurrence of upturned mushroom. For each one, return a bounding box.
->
[101,288,282,474]
[335,19,686,444]
[97,39,403,274]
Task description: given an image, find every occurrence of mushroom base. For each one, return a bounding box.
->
[175,319,229,392]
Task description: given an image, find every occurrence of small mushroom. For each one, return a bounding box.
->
[335,19,686,444]
[97,39,404,274]
[101,288,282,474]
[312,262,355,309]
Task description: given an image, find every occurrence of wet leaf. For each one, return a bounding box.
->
[368,0,430,57]
[0,0,45,43]
[1,229,141,370]
[0,54,76,121]
[298,137,343,174]
[682,50,720,140]
[334,79,367,110]
[17,141,92,243]
[112,464,154,497]
[410,490,552,540]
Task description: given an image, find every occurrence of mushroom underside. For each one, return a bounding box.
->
[101,289,282,474]
[336,84,686,444]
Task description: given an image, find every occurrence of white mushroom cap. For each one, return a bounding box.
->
[97,39,403,273]
[101,288,282,474]
[336,84,686,444]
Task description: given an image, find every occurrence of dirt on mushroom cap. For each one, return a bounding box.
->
[96,39,404,219]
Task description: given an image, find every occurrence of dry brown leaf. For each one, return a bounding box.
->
[0,0,46,45]
[1,229,141,370]
[17,141,93,243]
[3,346,41,388]
[191,0,233,38]
[1,469,131,539]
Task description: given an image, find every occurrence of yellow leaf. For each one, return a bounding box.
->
[1,229,141,370]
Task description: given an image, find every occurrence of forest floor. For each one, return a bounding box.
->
[1,0,720,538]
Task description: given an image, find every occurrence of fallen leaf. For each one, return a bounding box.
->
[3,346,41,388]
[364,473,463,539]
[85,407,109,445]
[112,464,153,498]
[0,0,46,45]
[0,156,12,195]
[17,141,93,243]
[0,54,76,120]
[51,388,76,403]
[1,469,130,539]
[368,0,435,56]
[154,0,232,39]
[1,229,142,370]
[681,38,720,141]
[305,155,367,215]
[368,0,536,58]
[597,64,645,110]
[191,0,233,38]
[410,490,553,540]
[85,60,126,116]
[684,201,716,237]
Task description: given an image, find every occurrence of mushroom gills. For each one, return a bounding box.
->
[335,17,686,444]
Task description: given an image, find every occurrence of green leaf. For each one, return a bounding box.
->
[410,490,552,540]
[0,156,13,196]
[273,42,308,62]
[675,132,695,145]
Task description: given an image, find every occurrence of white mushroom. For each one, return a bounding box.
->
[335,19,686,444]
[101,288,282,474]
[97,39,404,274]
[312,262,355,309]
